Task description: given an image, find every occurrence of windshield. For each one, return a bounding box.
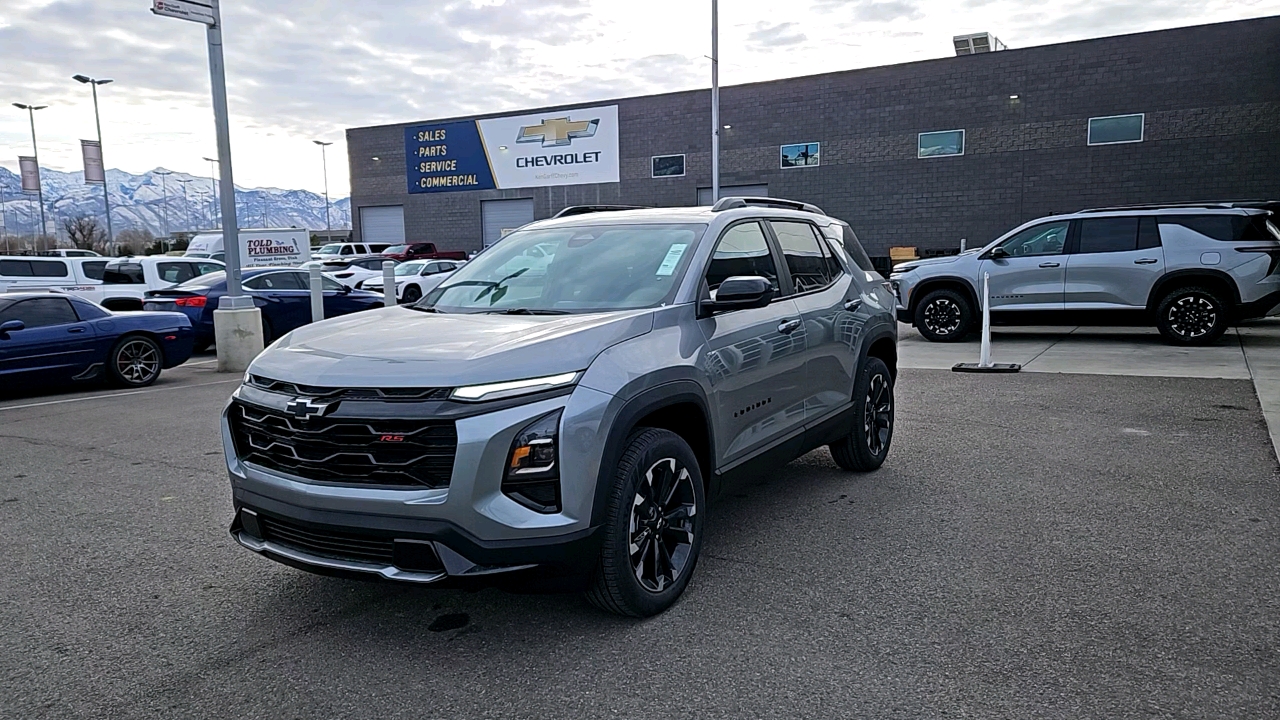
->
[421,223,706,314]
[317,244,343,254]
[177,271,226,289]
[395,261,427,277]
[384,245,407,254]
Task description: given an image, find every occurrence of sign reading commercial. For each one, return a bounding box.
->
[405,105,619,194]
[81,140,105,184]
[17,156,40,194]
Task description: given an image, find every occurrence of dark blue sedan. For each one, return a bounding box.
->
[0,292,194,389]
[143,268,385,350]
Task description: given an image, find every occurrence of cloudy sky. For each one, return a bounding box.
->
[2,0,1277,197]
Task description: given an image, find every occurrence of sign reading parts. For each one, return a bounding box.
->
[404,105,619,193]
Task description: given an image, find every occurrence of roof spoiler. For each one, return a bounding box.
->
[710,196,825,215]
[552,205,649,218]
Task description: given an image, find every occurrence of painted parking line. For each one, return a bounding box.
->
[0,379,239,412]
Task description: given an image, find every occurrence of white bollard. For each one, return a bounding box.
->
[309,265,324,323]
[382,261,396,307]
[952,270,1021,373]
[960,238,967,252]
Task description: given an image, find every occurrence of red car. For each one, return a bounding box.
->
[380,242,467,262]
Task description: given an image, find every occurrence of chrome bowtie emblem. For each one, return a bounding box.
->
[285,397,338,419]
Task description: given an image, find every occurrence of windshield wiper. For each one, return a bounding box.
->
[408,305,445,314]
[487,307,570,315]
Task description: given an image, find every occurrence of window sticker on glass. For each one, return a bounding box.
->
[656,244,688,276]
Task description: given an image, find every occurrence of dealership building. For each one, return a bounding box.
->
[345,15,1280,266]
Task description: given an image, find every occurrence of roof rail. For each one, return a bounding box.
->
[552,205,648,219]
[1079,200,1280,213]
[710,196,825,215]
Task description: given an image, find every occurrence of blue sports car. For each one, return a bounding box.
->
[0,292,194,389]
[143,268,385,350]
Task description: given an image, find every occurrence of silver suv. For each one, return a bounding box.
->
[891,202,1280,345]
[223,198,898,616]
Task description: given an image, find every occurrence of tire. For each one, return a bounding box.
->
[401,284,422,304]
[913,288,973,342]
[586,428,706,617]
[107,335,163,388]
[829,356,894,472]
[261,317,275,345]
[1155,286,1230,346]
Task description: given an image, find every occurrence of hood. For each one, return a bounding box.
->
[893,253,972,273]
[248,305,655,388]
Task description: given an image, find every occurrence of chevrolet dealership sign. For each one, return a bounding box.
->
[404,105,619,193]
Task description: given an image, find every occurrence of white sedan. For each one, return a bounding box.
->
[362,259,460,303]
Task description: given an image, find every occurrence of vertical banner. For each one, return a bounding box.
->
[81,140,105,184]
[18,156,40,194]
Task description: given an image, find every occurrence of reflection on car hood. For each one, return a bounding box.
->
[249,305,655,388]
[893,254,967,273]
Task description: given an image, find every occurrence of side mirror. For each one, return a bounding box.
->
[0,319,25,336]
[702,276,773,316]
[988,246,1010,260]
[341,284,352,294]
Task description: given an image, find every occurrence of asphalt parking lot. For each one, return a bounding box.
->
[3,344,1279,719]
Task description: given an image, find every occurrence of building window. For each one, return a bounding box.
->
[1088,114,1144,145]
[781,142,820,169]
[918,130,965,158]
[651,154,685,178]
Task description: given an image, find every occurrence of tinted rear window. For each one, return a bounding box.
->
[0,259,69,278]
[103,263,145,284]
[80,261,108,280]
[1158,214,1264,242]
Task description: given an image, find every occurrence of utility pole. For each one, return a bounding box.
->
[313,140,333,237]
[13,103,48,236]
[72,75,115,249]
[155,169,172,250]
[176,178,192,232]
[710,0,720,204]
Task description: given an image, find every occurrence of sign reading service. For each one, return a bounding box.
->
[405,105,619,194]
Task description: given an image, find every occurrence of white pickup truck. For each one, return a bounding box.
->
[0,255,224,310]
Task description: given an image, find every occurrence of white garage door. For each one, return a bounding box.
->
[360,206,405,245]
[697,184,769,206]
[482,198,534,247]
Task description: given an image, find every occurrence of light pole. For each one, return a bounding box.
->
[72,74,115,249]
[176,178,193,232]
[154,169,173,250]
[13,103,48,236]
[313,140,333,237]
[1,182,8,254]
[710,0,720,204]
[202,156,219,228]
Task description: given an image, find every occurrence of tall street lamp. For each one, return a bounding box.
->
[154,169,173,249]
[313,140,333,238]
[710,0,720,204]
[176,178,193,232]
[72,74,115,248]
[202,156,219,228]
[13,103,48,236]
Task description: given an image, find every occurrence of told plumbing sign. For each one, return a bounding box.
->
[404,105,620,193]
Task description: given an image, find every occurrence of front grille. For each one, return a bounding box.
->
[247,375,451,402]
[257,514,395,565]
[229,400,457,488]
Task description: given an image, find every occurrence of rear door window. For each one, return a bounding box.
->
[157,262,197,285]
[245,272,307,290]
[1077,217,1140,254]
[0,297,79,328]
[769,220,834,293]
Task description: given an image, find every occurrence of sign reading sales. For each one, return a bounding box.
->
[404,105,619,193]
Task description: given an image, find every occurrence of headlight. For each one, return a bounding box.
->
[503,410,562,513]
[450,371,579,402]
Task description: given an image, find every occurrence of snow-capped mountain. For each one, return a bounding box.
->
[0,165,350,237]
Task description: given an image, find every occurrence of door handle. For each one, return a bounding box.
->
[68,327,85,334]
[1038,262,1061,268]
[1134,258,1159,265]
[844,298,863,311]
[777,319,802,334]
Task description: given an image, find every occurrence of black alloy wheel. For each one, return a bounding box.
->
[830,356,894,472]
[108,335,163,388]
[914,289,972,342]
[1156,286,1229,346]
[402,284,422,304]
[587,428,705,617]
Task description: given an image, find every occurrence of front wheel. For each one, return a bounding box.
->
[1156,286,1230,345]
[586,429,705,617]
[913,289,973,342]
[401,284,422,304]
[829,356,894,472]
[107,335,163,388]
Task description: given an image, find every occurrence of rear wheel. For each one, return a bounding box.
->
[913,288,973,342]
[586,429,705,617]
[829,356,894,472]
[401,284,422,304]
[1156,286,1229,345]
[107,335,162,388]
[260,316,275,345]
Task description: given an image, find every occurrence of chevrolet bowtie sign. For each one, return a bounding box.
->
[404,105,619,193]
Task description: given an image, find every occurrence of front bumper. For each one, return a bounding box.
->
[223,382,616,584]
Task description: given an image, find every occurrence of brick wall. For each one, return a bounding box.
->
[347,15,1280,257]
